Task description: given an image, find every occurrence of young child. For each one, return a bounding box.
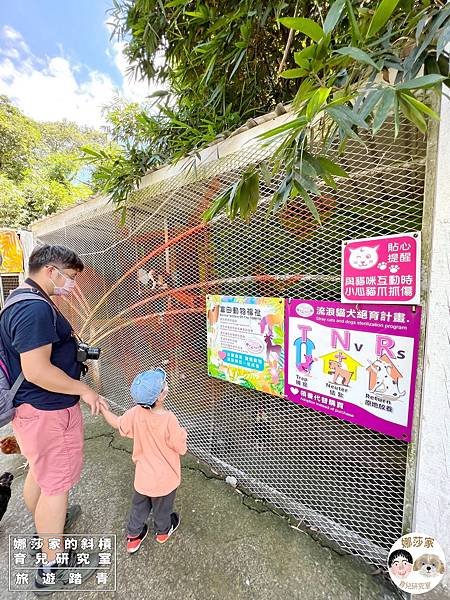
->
[100,368,187,553]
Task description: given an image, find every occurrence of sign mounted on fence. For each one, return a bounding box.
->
[0,230,24,274]
[341,232,421,305]
[284,299,421,441]
[206,295,285,397]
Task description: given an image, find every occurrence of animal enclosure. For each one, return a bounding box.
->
[34,115,428,567]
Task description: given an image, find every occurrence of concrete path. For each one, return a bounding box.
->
[0,408,406,600]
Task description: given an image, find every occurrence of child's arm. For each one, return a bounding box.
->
[166,413,188,455]
[100,405,120,430]
[100,404,135,439]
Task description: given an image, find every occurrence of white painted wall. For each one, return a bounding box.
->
[413,92,450,592]
[17,229,34,270]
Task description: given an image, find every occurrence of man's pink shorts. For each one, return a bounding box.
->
[12,402,84,496]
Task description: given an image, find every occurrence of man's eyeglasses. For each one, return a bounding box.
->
[48,265,77,281]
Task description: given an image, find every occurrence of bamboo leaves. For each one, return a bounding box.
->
[278,17,325,42]
[396,74,447,90]
[334,47,380,70]
[202,167,260,222]
[323,0,346,35]
[372,87,395,133]
[366,0,402,38]
[101,1,450,222]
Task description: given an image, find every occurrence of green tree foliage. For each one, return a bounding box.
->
[0,96,105,228]
[86,0,449,219]
[0,97,40,181]
[83,1,322,205]
[0,175,27,227]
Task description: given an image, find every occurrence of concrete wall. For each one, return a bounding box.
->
[413,92,450,591]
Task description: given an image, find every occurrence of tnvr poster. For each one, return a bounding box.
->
[285,300,421,441]
[207,295,285,397]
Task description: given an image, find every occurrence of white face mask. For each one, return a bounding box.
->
[50,267,76,296]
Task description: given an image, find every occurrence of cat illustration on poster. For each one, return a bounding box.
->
[348,245,379,270]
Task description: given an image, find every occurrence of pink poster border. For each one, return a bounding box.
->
[341,231,421,305]
[284,300,422,442]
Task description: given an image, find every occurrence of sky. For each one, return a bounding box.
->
[0,0,156,128]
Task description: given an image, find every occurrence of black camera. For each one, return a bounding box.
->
[76,342,101,363]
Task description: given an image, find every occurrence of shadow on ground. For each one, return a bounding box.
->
[0,408,429,600]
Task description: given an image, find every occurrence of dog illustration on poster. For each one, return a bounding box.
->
[320,351,361,387]
[367,354,406,400]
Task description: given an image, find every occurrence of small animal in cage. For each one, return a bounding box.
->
[328,360,353,386]
[348,245,379,270]
[137,268,156,289]
[349,246,379,271]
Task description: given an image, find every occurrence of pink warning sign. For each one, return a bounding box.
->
[341,232,421,305]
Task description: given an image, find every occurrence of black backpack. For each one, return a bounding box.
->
[0,289,57,428]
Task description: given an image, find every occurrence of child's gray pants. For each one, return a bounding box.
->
[127,488,177,536]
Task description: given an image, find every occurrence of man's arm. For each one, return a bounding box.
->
[20,344,107,415]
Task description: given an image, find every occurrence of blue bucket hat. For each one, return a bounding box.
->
[130,368,167,407]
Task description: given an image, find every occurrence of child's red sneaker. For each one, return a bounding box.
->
[155,513,180,544]
[126,524,148,554]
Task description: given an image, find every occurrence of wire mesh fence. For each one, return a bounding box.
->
[0,274,20,307]
[36,117,427,566]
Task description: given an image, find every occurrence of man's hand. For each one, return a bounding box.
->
[80,388,109,416]
[99,397,110,413]
[97,398,120,430]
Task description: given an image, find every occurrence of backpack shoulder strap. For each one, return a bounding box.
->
[0,289,58,398]
[10,372,25,395]
[1,292,58,329]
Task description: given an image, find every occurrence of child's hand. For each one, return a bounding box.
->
[99,397,110,414]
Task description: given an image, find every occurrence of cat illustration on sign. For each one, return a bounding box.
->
[367,354,406,400]
[298,354,317,375]
[348,245,379,270]
[294,327,317,375]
